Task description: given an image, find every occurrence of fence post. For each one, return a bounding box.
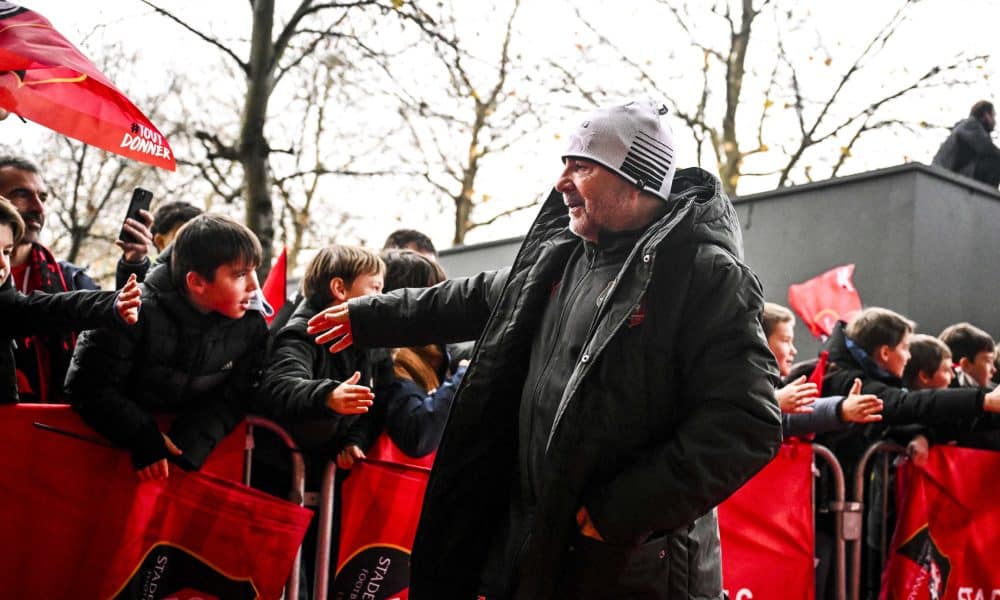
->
[812,443,849,600]
[849,441,906,600]
[313,460,338,600]
[245,416,307,600]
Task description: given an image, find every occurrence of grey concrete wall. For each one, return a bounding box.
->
[438,164,1000,361]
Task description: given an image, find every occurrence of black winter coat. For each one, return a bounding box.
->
[931,116,1000,177]
[816,322,988,477]
[345,168,782,600]
[65,255,268,470]
[0,278,121,403]
[257,298,393,460]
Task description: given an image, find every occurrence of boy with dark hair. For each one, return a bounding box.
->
[0,197,141,402]
[150,200,203,252]
[903,334,954,390]
[939,322,997,389]
[66,215,268,480]
[383,228,437,261]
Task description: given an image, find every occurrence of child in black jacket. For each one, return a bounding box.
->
[0,197,140,403]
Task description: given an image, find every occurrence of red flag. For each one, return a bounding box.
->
[0,4,176,170]
[881,447,1000,600]
[0,404,310,599]
[333,434,434,600]
[808,350,830,388]
[718,441,814,600]
[261,247,287,325]
[788,264,863,339]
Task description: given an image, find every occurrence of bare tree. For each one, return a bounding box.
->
[569,0,987,197]
[391,0,546,245]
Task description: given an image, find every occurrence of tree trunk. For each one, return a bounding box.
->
[243,0,276,279]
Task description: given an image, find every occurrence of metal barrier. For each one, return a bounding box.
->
[244,416,308,600]
[313,460,338,600]
[849,441,906,600]
[813,443,851,600]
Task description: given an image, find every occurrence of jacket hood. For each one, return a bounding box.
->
[530,167,743,260]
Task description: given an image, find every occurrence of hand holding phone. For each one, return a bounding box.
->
[119,188,153,245]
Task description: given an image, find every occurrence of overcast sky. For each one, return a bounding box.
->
[6,0,999,255]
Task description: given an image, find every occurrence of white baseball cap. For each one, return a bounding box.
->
[562,100,677,202]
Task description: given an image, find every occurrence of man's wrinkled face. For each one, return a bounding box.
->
[556,158,642,243]
[0,167,47,245]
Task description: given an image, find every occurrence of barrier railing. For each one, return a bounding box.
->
[245,416,308,600]
[849,441,906,600]
[813,443,851,600]
[314,460,338,600]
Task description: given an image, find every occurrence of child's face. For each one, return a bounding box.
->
[877,332,912,379]
[766,320,796,378]
[917,357,954,390]
[963,350,998,388]
[187,261,259,319]
[0,223,13,286]
[344,272,384,301]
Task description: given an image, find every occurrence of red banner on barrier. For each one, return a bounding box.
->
[333,434,433,600]
[0,404,311,599]
[718,440,815,600]
[881,446,1000,600]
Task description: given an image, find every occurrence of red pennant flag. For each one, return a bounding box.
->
[808,350,829,388]
[788,264,863,339]
[333,434,434,599]
[261,247,287,325]
[0,404,310,598]
[881,447,1000,600]
[0,4,176,170]
[718,441,815,600]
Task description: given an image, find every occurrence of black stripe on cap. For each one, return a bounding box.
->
[620,131,673,190]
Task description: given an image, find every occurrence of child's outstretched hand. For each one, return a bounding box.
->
[776,375,819,414]
[325,371,374,415]
[337,445,365,470]
[839,378,883,424]
[115,274,142,325]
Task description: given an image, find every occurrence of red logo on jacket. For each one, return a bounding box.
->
[627,296,646,328]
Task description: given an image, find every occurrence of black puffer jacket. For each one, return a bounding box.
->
[346,168,781,600]
[0,278,121,403]
[65,254,268,470]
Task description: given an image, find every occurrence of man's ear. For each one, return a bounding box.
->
[329,277,347,303]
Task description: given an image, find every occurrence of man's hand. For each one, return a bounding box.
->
[306,302,353,353]
[337,445,365,470]
[775,375,819,414]
[576,506,604,541]
[137,433,182,482]
[116,208,154,264]
[326,371,374,415]
[984,387,1000,413]
[115,273,142,324]
[839,378,883,424]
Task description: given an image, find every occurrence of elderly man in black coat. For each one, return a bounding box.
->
[309,100,781,600]
[932,100,1000,187]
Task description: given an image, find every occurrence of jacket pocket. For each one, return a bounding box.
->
[563,533,670,599]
